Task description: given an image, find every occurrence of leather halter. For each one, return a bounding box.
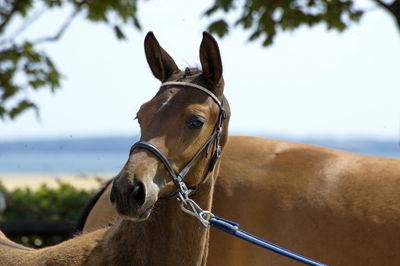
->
[129,81,226,198]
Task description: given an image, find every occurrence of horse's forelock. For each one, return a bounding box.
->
[176,67,202,81]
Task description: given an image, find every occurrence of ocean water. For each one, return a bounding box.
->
[0,152,127,174]
[0,136,399,174]
[0,137,136,174]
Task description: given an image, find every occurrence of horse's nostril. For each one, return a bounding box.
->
[110,185,117,204]
[130,180,145,207]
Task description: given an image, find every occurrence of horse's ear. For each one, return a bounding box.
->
[199,32,223,94]
[144,32,179,82]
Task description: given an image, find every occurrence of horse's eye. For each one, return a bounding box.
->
[186,117,205,129]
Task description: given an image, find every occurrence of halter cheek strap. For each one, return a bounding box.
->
[129,81,226,197]
[130,129,220,188]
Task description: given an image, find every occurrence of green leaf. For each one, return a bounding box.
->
[23,41,33,53]
[133,17,141,30]
[249,30,261,41]
[0,105,6,119]
[262,35,273,46]
[204,5,219,16]
[349,11,363,22]
[218,0,234,12]
[9,100,37,120]
[208,19,229,37]
[113,25,126,40]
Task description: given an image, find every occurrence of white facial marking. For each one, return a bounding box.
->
[157,94,173,112]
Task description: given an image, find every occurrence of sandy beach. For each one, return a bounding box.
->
[0,173,114,191]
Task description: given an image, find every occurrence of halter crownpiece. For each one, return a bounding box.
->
[160,81,223,109]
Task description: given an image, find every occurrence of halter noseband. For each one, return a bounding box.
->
[129,81,226,198]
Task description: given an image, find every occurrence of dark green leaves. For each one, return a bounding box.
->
[77,0,141,28]
[208,19,229,37]
[0,181,98,247]
[0,42,61,120]
[114,25,126,40]
[204,0,365,46]
[0,0,142,120]
[0,181,97,222]
[9,100,38,120]
[349,10,363,22]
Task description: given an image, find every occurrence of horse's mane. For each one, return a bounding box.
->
[177,67,202,81]
[75,178,113,231]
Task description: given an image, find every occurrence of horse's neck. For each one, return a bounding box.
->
[105,174,217,266]
[0,175,216,266]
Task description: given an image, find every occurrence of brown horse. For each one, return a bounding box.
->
[82,138,400,266]
[0,31,230,266]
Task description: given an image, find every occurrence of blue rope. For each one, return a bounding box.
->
[209,216,327,266]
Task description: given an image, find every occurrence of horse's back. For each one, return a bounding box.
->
[210,136,400,266]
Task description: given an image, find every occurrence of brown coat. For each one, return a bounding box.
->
[83,135,400,266]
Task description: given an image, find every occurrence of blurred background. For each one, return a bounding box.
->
[1,0,400,176]
[0,0,399,247]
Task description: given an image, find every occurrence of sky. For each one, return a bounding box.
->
[1,0,400,141]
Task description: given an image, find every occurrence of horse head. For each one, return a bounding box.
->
[110,32,230,221]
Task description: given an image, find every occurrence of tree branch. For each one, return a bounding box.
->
[33,9,80,44]
[374,0,391,9]
[374,0,400,29]
[10,7,47,41]
[0,0,23,33]
[0,7,47,46]
[390,0,400,23]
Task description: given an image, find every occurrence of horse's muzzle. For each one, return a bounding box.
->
[110,174,157,221]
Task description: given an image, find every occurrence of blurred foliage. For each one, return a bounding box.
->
[0,0,140,120]
[204,0,400,46]
[0,180,97,247]
[0,41,60,119]
[1,0,400,120]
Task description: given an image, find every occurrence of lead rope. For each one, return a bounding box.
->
[177,184,327,266]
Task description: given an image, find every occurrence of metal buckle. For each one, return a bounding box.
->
[216,145,222,157]
[179,196,214,227]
